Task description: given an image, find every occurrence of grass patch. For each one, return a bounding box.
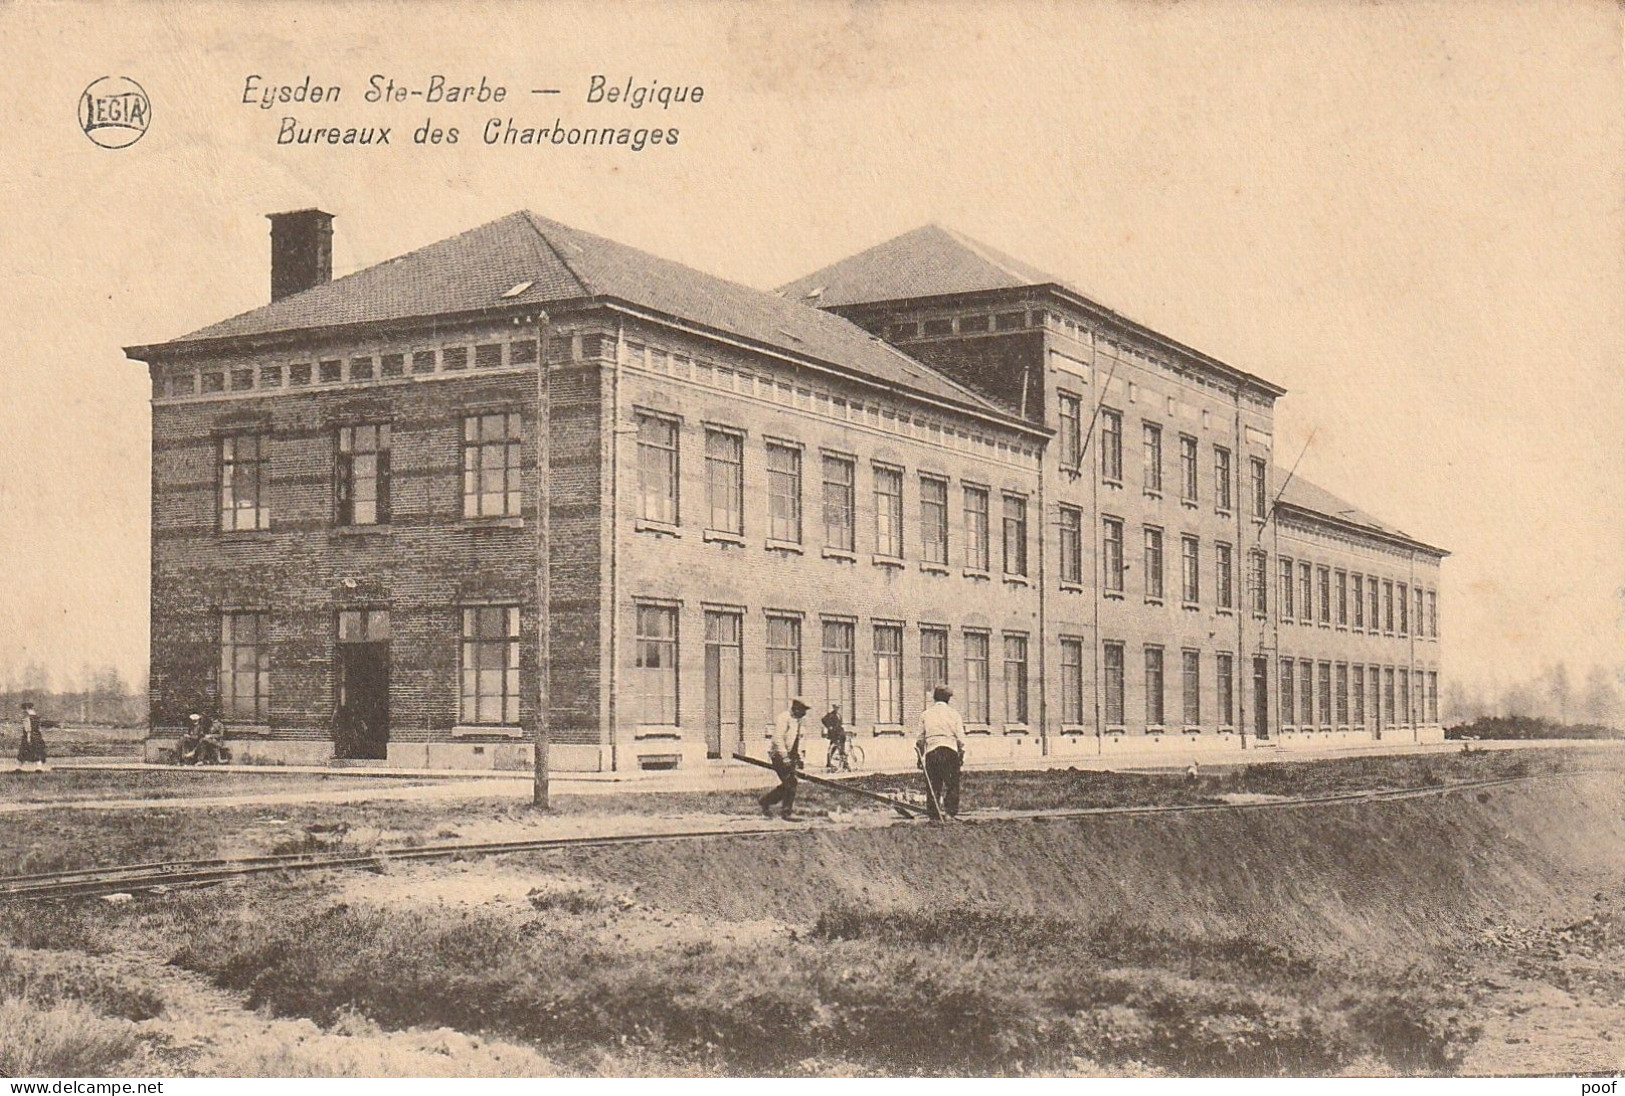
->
[0,998,141,1077]
[0,951,164,1021]
[165,893,1477,1076]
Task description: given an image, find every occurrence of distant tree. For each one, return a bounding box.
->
[1581,665,1623,729]
[1544,662,1572,724]
[18,661,50,696]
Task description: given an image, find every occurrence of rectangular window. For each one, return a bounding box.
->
[1281,658,1295,727]
[1370,577,1382,635]
[1318,662,1332,727]
[1058,392,1082,471]
[1398,582,1409,636]
[1144,527,1164,600]
[822,455,855,551]
[704,429,743,535]
[1414,588,1424,639]
[1060,638,1085,724]
[920,476,949,564]
[1251,457,1268,520]
[920,626,949,702]
[411,350,435,375]
[1145,646,1165,727]
[1214,446,1233,512]
[1318,567,1332,625]
[1370,665,1383,728]
[1103,517,1125,593]
[1299,562,1313,624]
[1181,535,1200,605]
[1182,649,1201,726]
[1300,660,1314,728]
[219,434,270,531]
[1217,652,1234,727]
[348,357,373,382]
[1353,665,1366,727]
[964,632,991,724]
[874,465,903,557]
[1336,570,1348,627]
[820,620,856,718]
[767,443,803,543]
[1179,435,1198,503]
[634,605,678,725]
[1353,574,1366,629]
[874,624,903,725]
[462,412,523,519]
[380,353,406,377]
[1142,422,1163,494]
[1428,671,1439,723]
[1280,558,1295,620]
[474,343,503,370]
[1216,542,1234,609]
[1383,580,1395,633]
[1059,506,1083,585]
[460,605,520,726]
[442,347,468,371]
[289,363,312,386]
[219,611,269,722]
[1336,663,1350,725]
[1101,409,1123,482]
[1428,590,1438,638]
[1251,550,1269,615]
[337,423,390,526]
[1002,494,1028,576]
[1004,634,1029,725]
[1399,670,1411,725]
[1104,641,1126,725]
[766,615,802,718]
[630,414,676,523]
[319,359,342,383]
[964,486,990,571]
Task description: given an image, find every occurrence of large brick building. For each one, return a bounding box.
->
[127,211,1445,771]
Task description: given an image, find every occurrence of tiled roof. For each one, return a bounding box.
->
[778,224,1056,307]
[154,212,1022,423]
[1278,473,1445,554]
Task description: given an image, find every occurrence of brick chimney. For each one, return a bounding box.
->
[267,208,334,301]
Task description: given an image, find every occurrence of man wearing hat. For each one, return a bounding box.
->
[179,712,205,765]
[916,686,967,820]
[759,697,809,820]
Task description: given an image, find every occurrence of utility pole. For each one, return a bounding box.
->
[533,309,552,809]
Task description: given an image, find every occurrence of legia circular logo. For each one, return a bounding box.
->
[79,77,151,149]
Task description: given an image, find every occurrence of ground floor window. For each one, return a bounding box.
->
[766,615,802,718]
[1280,658,1295,728]
[1104,642,1125,726]
[875,624,904,725]
[1182,649,1201,726]
[460,605,520,725]
[1145,646,1165,727]
[1003,634,1029,725]
[964,632,991,724]
[821,619,855,718]
[220,611,269,722]
[634,604,679,725]
[1060,638,1085,724]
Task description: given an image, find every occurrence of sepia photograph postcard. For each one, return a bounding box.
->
[0,0,1622,1084]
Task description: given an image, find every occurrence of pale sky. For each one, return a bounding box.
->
[0,0,1620,694]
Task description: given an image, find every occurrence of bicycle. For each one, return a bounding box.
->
[826,736,864,772]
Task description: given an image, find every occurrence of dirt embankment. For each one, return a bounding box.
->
[544,771,1625,963]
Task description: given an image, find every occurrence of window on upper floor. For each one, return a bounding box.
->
[1142,422,1163,495]
[920,475,949,565]
[219,434,271,532]
[636,413,680,526]
[1103,517,1125,594]
[337,424,391,526]
[462,412,523,519]
[1279,557,1295,620]
[873,465,903,558]
[705,428,743,535]
[1250,550,1268,615]
[1002,494,1028,577]
[1214,446,1233,513]
[1144,526,1164,601]
[1179,435,1198,504]
[1251,457,1268,521]
[1181,535,1200,605]
[1216,542,1234,610]
[766,443,802,544]
[964,485,990,571]
[1059,506,1083,585]
[1100,409,1123,483]
[822,455,854,552]
[1318,566,1331,625]
[1298,561,1313,624]
[1058,392,1082,472]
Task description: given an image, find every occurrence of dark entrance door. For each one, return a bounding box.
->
[703,611,742,760]
[336,609,390,760]
[1252,657,1270,741]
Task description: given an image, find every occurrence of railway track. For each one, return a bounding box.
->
[0,769,1607,902]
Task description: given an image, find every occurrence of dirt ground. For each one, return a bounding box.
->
[3,752,1623,1076]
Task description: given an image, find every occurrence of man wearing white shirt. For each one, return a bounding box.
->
[759,698,809,820]
[916,686,967,820]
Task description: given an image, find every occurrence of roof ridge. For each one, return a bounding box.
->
[521,210,595,298]
[934,224,1051,286]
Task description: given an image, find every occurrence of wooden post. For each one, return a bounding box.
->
[533,310,551,809]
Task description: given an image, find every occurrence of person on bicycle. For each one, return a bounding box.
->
[822,703,848,771]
